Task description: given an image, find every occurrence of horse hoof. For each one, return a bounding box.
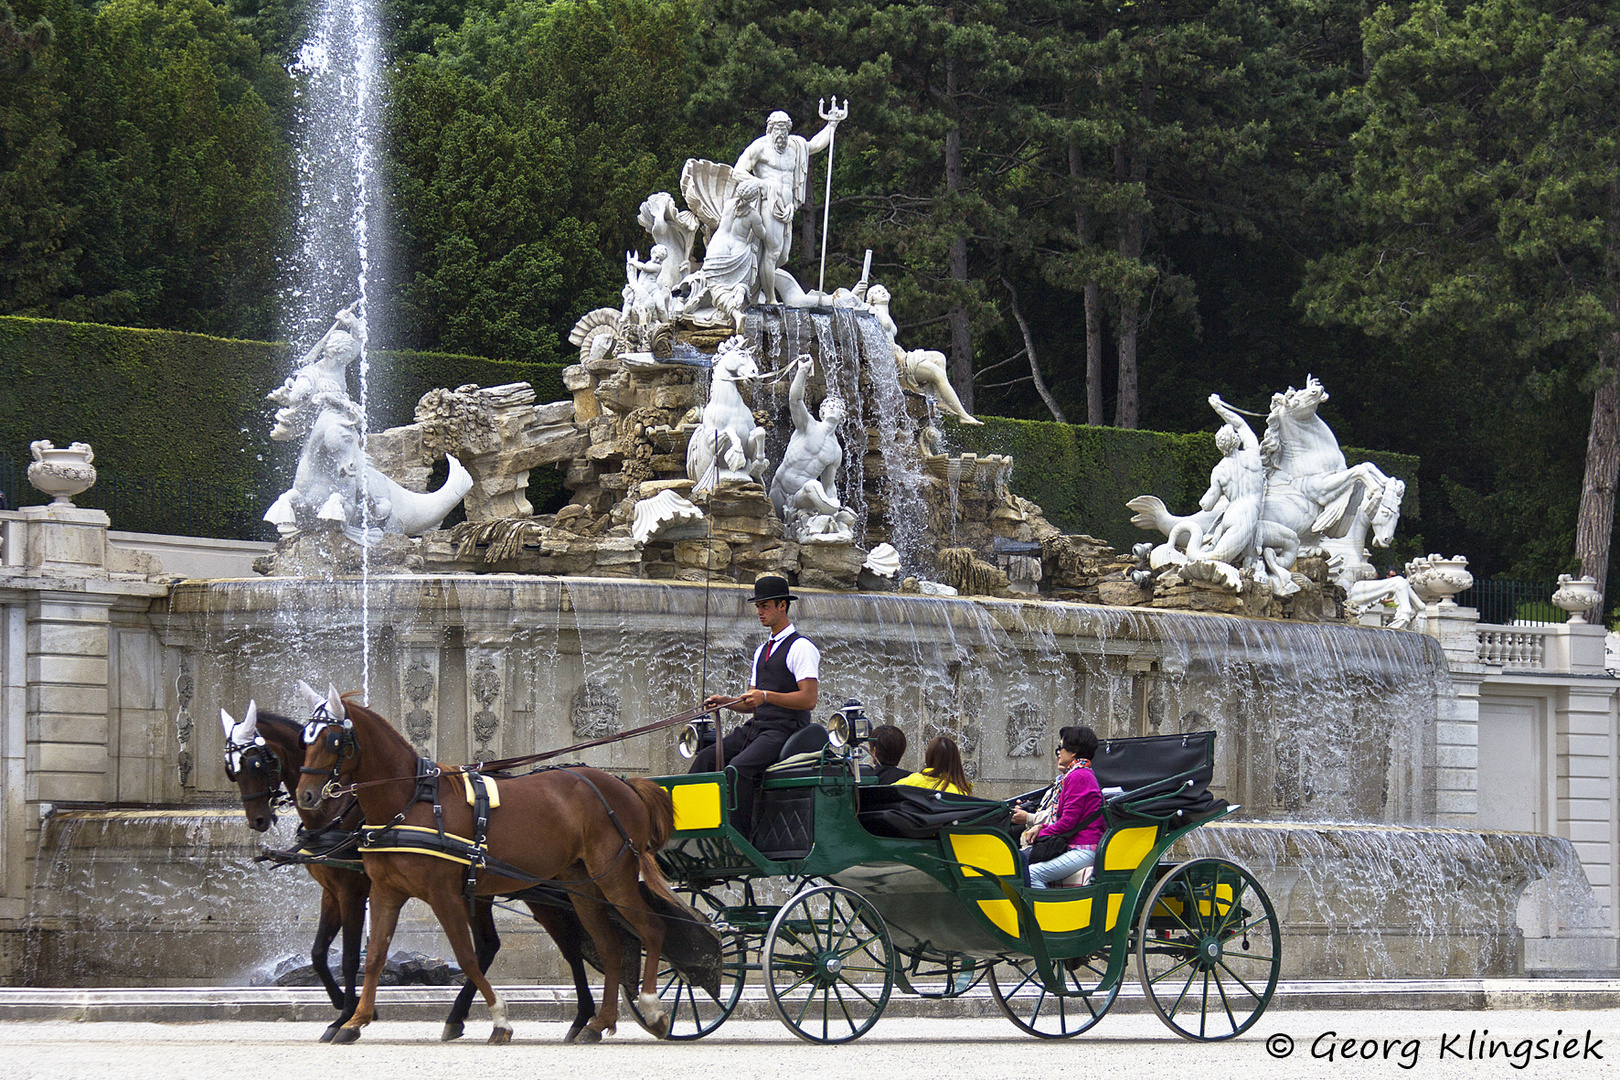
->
[319,1025,339,1043]
[562,1024,585,1044]
[441,1022,464,1042]
[573,1027,602,1044]
[331,1027,362,1045]
[488,1026,513,1045]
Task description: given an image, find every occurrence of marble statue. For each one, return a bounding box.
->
[867,284,982,425]
[265,307,471,540]
[768,355,856,543]
[631,488,704,545]
[686,336,769,493]
[681,179,768,334]
[1129,377,1405,597]
[1346,575,1426,630]
[635,192,698,291]
[622,245,675,324]
[731,109,842,304]
[268,306,362,440]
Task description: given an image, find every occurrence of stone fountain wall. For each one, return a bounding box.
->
[2,505,1615,983]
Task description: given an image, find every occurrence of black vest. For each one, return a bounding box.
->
[752,630,812,729]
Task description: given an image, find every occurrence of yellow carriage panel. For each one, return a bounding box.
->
[948,832,1020,878]
[1101,826,1158,872]
[1032,896,1093,934]
[671,781,723,831]
[977,898,1020,936]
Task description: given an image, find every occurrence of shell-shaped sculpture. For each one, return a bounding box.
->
[863,543,901,579]
[631,489,705,546]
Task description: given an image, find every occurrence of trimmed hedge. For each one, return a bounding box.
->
[949,416,1420,553]
[0,317,1418,547]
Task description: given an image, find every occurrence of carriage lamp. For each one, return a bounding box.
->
[677,717,717,759]
[827,699,870,748]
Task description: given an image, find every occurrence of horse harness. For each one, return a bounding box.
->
[352,754,642,913]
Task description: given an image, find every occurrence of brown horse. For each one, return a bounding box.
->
[222,698,605,1043]
[294,685,686,1044]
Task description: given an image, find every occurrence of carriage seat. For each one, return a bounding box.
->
[856,786,1012,839]
[765,723,830,774]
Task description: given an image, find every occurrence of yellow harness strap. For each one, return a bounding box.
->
[462,771,500,809]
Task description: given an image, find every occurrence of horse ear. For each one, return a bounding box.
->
[220,708,237,740]
[241,700,259,739]
[326,683,348,726]
[298,680,324,713]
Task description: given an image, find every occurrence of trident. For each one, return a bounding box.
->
[817,96,848,295]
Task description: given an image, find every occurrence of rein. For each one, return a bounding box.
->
[312,697,741,800]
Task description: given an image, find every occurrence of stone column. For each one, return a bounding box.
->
[1553,683,1619,938]
[1430,604,1482,827]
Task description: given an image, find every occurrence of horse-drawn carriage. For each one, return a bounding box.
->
[228,686,1279,1045]
[636,713,1281,1043]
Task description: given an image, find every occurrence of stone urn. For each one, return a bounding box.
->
[27,440,97,507]
[1551,574,1603,624]
[1405,554,1473,608]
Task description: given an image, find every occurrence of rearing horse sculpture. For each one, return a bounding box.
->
[295,686,702,1044]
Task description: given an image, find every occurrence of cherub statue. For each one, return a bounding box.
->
[622,244,674,324]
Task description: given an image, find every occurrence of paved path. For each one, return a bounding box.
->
[0,1009,1615,1079]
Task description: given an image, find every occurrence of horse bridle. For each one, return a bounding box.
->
[300,712,358,803]
[224,737,292,811]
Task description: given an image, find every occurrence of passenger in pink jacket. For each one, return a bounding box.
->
[1027,725,1102,888]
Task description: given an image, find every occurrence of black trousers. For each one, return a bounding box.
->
[687,722,797,834]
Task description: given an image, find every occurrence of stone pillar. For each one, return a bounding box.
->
[1553,683,1619,935]
[1430,605,1482,827]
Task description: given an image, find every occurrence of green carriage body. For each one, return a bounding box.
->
[642,729,1280,1042]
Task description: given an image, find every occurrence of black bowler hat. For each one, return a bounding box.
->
[751,575,798,604]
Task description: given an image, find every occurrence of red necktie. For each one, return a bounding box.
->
[762,638,775,663]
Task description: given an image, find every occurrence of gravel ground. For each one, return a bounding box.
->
[0,1010,1614,1080]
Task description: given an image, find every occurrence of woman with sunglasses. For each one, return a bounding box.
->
[1026,725,1103,888]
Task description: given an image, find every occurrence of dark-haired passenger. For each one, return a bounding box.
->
[864,724,910,784]
[1026,725,1103,889]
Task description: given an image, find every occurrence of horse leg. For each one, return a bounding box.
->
[332,882,404,1045]
[567,891,625,1042]
[443,898,501,1041]
[422,885,513,1044]
[529,901,596,1044]
[309,881,344,1014]
[599,875,670,1039]
[330,871,369,1040]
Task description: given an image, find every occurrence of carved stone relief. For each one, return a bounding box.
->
[175,661,195,788]
[470,655,502,758]
[1005,701,1041,757]
[571,681,622,740]
[404,661,435,747]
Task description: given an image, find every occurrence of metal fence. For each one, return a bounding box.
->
[0,454,276,542]
[1454,578,1566,626]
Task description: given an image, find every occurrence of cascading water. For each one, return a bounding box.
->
[282,0,384,702]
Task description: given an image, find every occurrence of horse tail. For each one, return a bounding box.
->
[623,777,681,907]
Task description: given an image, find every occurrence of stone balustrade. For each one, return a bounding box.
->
[1478,625,1552,669]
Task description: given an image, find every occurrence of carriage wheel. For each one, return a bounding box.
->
[1135,858,1280,1041]
[763,884,894,1043]
[987,947,1119,1038]
[624,888,748,1040]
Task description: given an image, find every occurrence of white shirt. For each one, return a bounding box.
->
[750,623,821,687]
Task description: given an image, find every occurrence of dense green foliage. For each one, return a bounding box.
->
[0,0,1611,605]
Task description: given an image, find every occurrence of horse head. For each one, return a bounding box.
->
[294,683,354,812]
[713,336,759,382]
[221,701,282,832]
[1369,477,1405,547]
